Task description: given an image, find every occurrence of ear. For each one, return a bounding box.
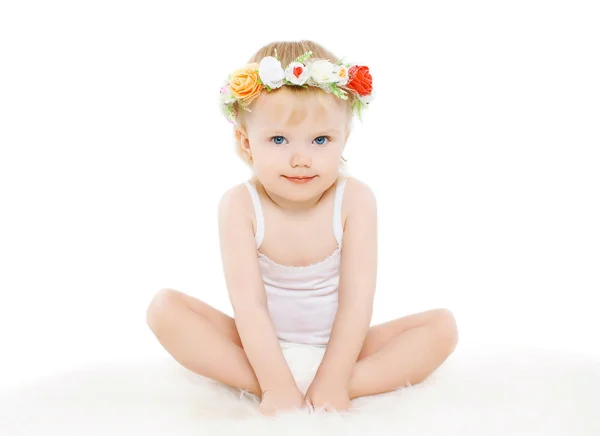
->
[343,125,352,146]
[344,118,353,143]
[235,126,252,159]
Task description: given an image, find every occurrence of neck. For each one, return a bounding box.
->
[253,177,336,215]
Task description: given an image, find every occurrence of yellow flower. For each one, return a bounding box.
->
[229,63,263,106]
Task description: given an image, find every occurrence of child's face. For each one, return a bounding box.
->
[240,87,350,200]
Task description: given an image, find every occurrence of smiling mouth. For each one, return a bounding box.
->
[283,175,316,183]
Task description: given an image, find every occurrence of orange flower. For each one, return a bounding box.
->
[229,63,263,106]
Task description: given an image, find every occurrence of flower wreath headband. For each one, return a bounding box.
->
[219,49,374,125]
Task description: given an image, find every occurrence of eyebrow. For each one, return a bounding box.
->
[260,128,340,135]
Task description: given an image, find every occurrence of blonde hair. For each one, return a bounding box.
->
[230,40,353,174]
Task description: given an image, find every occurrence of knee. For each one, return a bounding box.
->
[433,308,459,352]
[146,288,179,331]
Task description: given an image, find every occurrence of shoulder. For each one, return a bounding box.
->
[217,181,254,224]
[341,176,377,218]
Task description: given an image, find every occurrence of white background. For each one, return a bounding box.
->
[1,1,598,392]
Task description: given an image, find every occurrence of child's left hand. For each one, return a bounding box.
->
[304,378,352,412]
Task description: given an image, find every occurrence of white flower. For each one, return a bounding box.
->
[309,60,339,84]
[258,56,285,89]
[358,86,376,104]
[333,64,349,86]
[219,84,236,104]
[285,62,310,85]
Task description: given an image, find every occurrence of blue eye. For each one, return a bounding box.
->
[270,136,287,145]
[314,136,330,146]
[269,135,331,146]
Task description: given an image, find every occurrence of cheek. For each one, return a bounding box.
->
[322,146,344,163]
[263,149,298,170]
[253,155,283,177]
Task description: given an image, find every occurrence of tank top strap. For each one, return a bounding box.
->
[333,177,348,248]
[244,181,264,249]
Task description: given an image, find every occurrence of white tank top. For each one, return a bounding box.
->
[244,178,348,346]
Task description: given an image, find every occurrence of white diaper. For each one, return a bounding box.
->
[279,340,327,394]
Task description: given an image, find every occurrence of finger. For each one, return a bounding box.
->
[305,399,314,413]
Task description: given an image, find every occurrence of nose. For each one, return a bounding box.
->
[291,152,312,168]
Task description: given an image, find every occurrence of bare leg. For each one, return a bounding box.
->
[348,308,458,400]
[146,288,262,397]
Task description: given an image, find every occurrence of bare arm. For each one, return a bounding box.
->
[218,186,297,394]
[314,180,378,385]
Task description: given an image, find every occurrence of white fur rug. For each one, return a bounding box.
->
[1,344,599,436]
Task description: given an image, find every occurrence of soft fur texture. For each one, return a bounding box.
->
[1,344,599,435]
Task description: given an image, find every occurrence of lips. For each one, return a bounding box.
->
[283,175,316,183]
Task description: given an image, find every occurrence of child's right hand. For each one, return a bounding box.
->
[259,387,306,416]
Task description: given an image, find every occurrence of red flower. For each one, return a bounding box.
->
[347,65,373,96]
[293,66,303,78]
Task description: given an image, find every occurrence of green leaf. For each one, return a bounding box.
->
[224,104,236,123]
[294,51,313,64]
[351,98,366,122]
[329,84,349,100]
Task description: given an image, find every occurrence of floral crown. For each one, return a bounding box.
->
[219,50,374,125]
